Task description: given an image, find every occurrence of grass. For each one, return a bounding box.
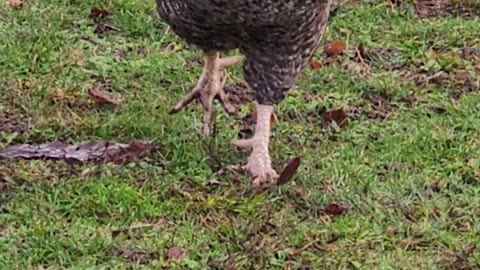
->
[1,0,479,269]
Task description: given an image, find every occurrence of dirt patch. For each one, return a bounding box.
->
[0,111,33,135]
[460,47,479,61]
[412,71,479,100]
[224,82,254,106]
[364,94,394,121]
[450,0,480,19]
[112,247,160,265]
[415,0,480,19]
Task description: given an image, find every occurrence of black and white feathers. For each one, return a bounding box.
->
[156,0,332,104]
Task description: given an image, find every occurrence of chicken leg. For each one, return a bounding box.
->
[169,51,243,135]
[233,103,278,185]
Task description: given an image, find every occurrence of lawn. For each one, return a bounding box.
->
[0,0,479,269]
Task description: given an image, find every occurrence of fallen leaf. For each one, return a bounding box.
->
[309,58,322,69]
[277,157,301,186]
[87,85,121,105]
[323,40,344,57]
[320,203,348,216]
[164,247,186,262]
[90,7,111,21]
[0,141,158,165]
[455,71,471,83]
[322,109,349,128]
[6,0,22,10]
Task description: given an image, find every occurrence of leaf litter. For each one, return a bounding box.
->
[0,141,158,165]
[0,111,33,135]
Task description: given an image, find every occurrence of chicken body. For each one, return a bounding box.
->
[156,0,332,184]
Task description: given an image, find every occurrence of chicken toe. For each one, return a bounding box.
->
[169,51,243,135]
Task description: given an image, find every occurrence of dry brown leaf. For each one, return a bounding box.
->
[309,58,322,70]
[0,141,158,165]
[90,7,111,21]
[6,0,22,10]
[322,109,349,128]
[277,157,301,186]
[320,203,349,216]
[323,40,344,57]
[87,85,121,105]
[164,247,186,262]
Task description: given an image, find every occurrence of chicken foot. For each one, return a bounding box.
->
[233,103,278,185]
[169,51,243,135]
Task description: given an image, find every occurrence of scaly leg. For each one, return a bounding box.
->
[169,51,243,135]
[233,103,278,185]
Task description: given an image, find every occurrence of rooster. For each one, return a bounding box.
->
[156,0,332,184]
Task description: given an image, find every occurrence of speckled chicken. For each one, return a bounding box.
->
[156,0,332,184]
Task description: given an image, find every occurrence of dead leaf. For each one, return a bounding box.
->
[320,203,348,216]
[90,7,111,21]
[323,40,344,58]
[277,157,301,186]
[164,247,186,262]
[322,109,349,128]
[0,141,158,165]
[87,85,121,105]
[6,0,22,10]
[309,58,322,70]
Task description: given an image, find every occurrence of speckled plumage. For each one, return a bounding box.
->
[156,0,332,105]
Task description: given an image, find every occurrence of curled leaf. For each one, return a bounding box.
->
[277,157,301,186]
[320,203,348,216]
[87,85,122,105]
[323,40,344,57]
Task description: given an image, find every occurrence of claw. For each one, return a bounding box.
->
[168,52,241,135]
